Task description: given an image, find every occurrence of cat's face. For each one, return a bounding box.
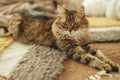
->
[56,5,88,33]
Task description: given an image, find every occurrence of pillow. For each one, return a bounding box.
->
[82,0,109,16]
[106,0,118,19]
[116,0,120,20]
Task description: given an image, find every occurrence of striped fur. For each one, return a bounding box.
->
[52,5,119,73]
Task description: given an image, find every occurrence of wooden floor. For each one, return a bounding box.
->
[0,76,6,80]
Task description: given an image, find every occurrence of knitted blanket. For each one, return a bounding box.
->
[88,17,120,27]
[0,37,13,55]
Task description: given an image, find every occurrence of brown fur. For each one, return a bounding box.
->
[52,5,119,73]
[0,5,119,73]
[9,12,56,47]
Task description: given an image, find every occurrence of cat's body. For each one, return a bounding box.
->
[0,5,119,73]
[9,12,56,47]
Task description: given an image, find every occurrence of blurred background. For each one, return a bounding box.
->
[0,0,120,28]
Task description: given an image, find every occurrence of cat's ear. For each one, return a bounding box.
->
[78,5,85,17]
[78,5,85,12]
[57,5,66,14]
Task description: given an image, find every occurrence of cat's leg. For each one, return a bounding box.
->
[82,43,119,72]
[68,46,113,73]
[57,40,112,72]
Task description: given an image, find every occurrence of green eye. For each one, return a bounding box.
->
[74,22,77,24]
[61,22,67,27]
[73,22,80,27]
[63,22,67,25]
[73,22,78,25]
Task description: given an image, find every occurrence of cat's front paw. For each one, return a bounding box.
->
[110,63,119,72]
[105,60,119,72]
[100,64,112,73]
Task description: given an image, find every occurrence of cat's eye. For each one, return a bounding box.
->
[72,22,80,27]
[62,22,67,25]
[72,22,79,26]
[61,22,67,27]
[73,22,78,25]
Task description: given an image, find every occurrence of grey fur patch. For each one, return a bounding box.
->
[9,45,66,80]
[90,27,120,42]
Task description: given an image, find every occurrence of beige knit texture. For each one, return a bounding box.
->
[0,37,13,55]
[88,17,120,27]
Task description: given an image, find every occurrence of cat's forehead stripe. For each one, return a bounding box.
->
[66,10,76,22]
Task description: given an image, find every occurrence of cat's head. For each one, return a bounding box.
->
[55,5,88,32]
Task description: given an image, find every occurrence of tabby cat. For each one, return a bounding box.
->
[0,5,119,73]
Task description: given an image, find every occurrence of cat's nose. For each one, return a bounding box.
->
[68,27,73,32]
[68,29,72,33]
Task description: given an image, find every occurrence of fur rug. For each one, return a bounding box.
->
[8,45,66,80]
[90,27,120,42]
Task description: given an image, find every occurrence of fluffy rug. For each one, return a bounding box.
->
[90,27,120,42]
[0,42,31,78]
[9,45,66,80]
[0,44,66,80]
